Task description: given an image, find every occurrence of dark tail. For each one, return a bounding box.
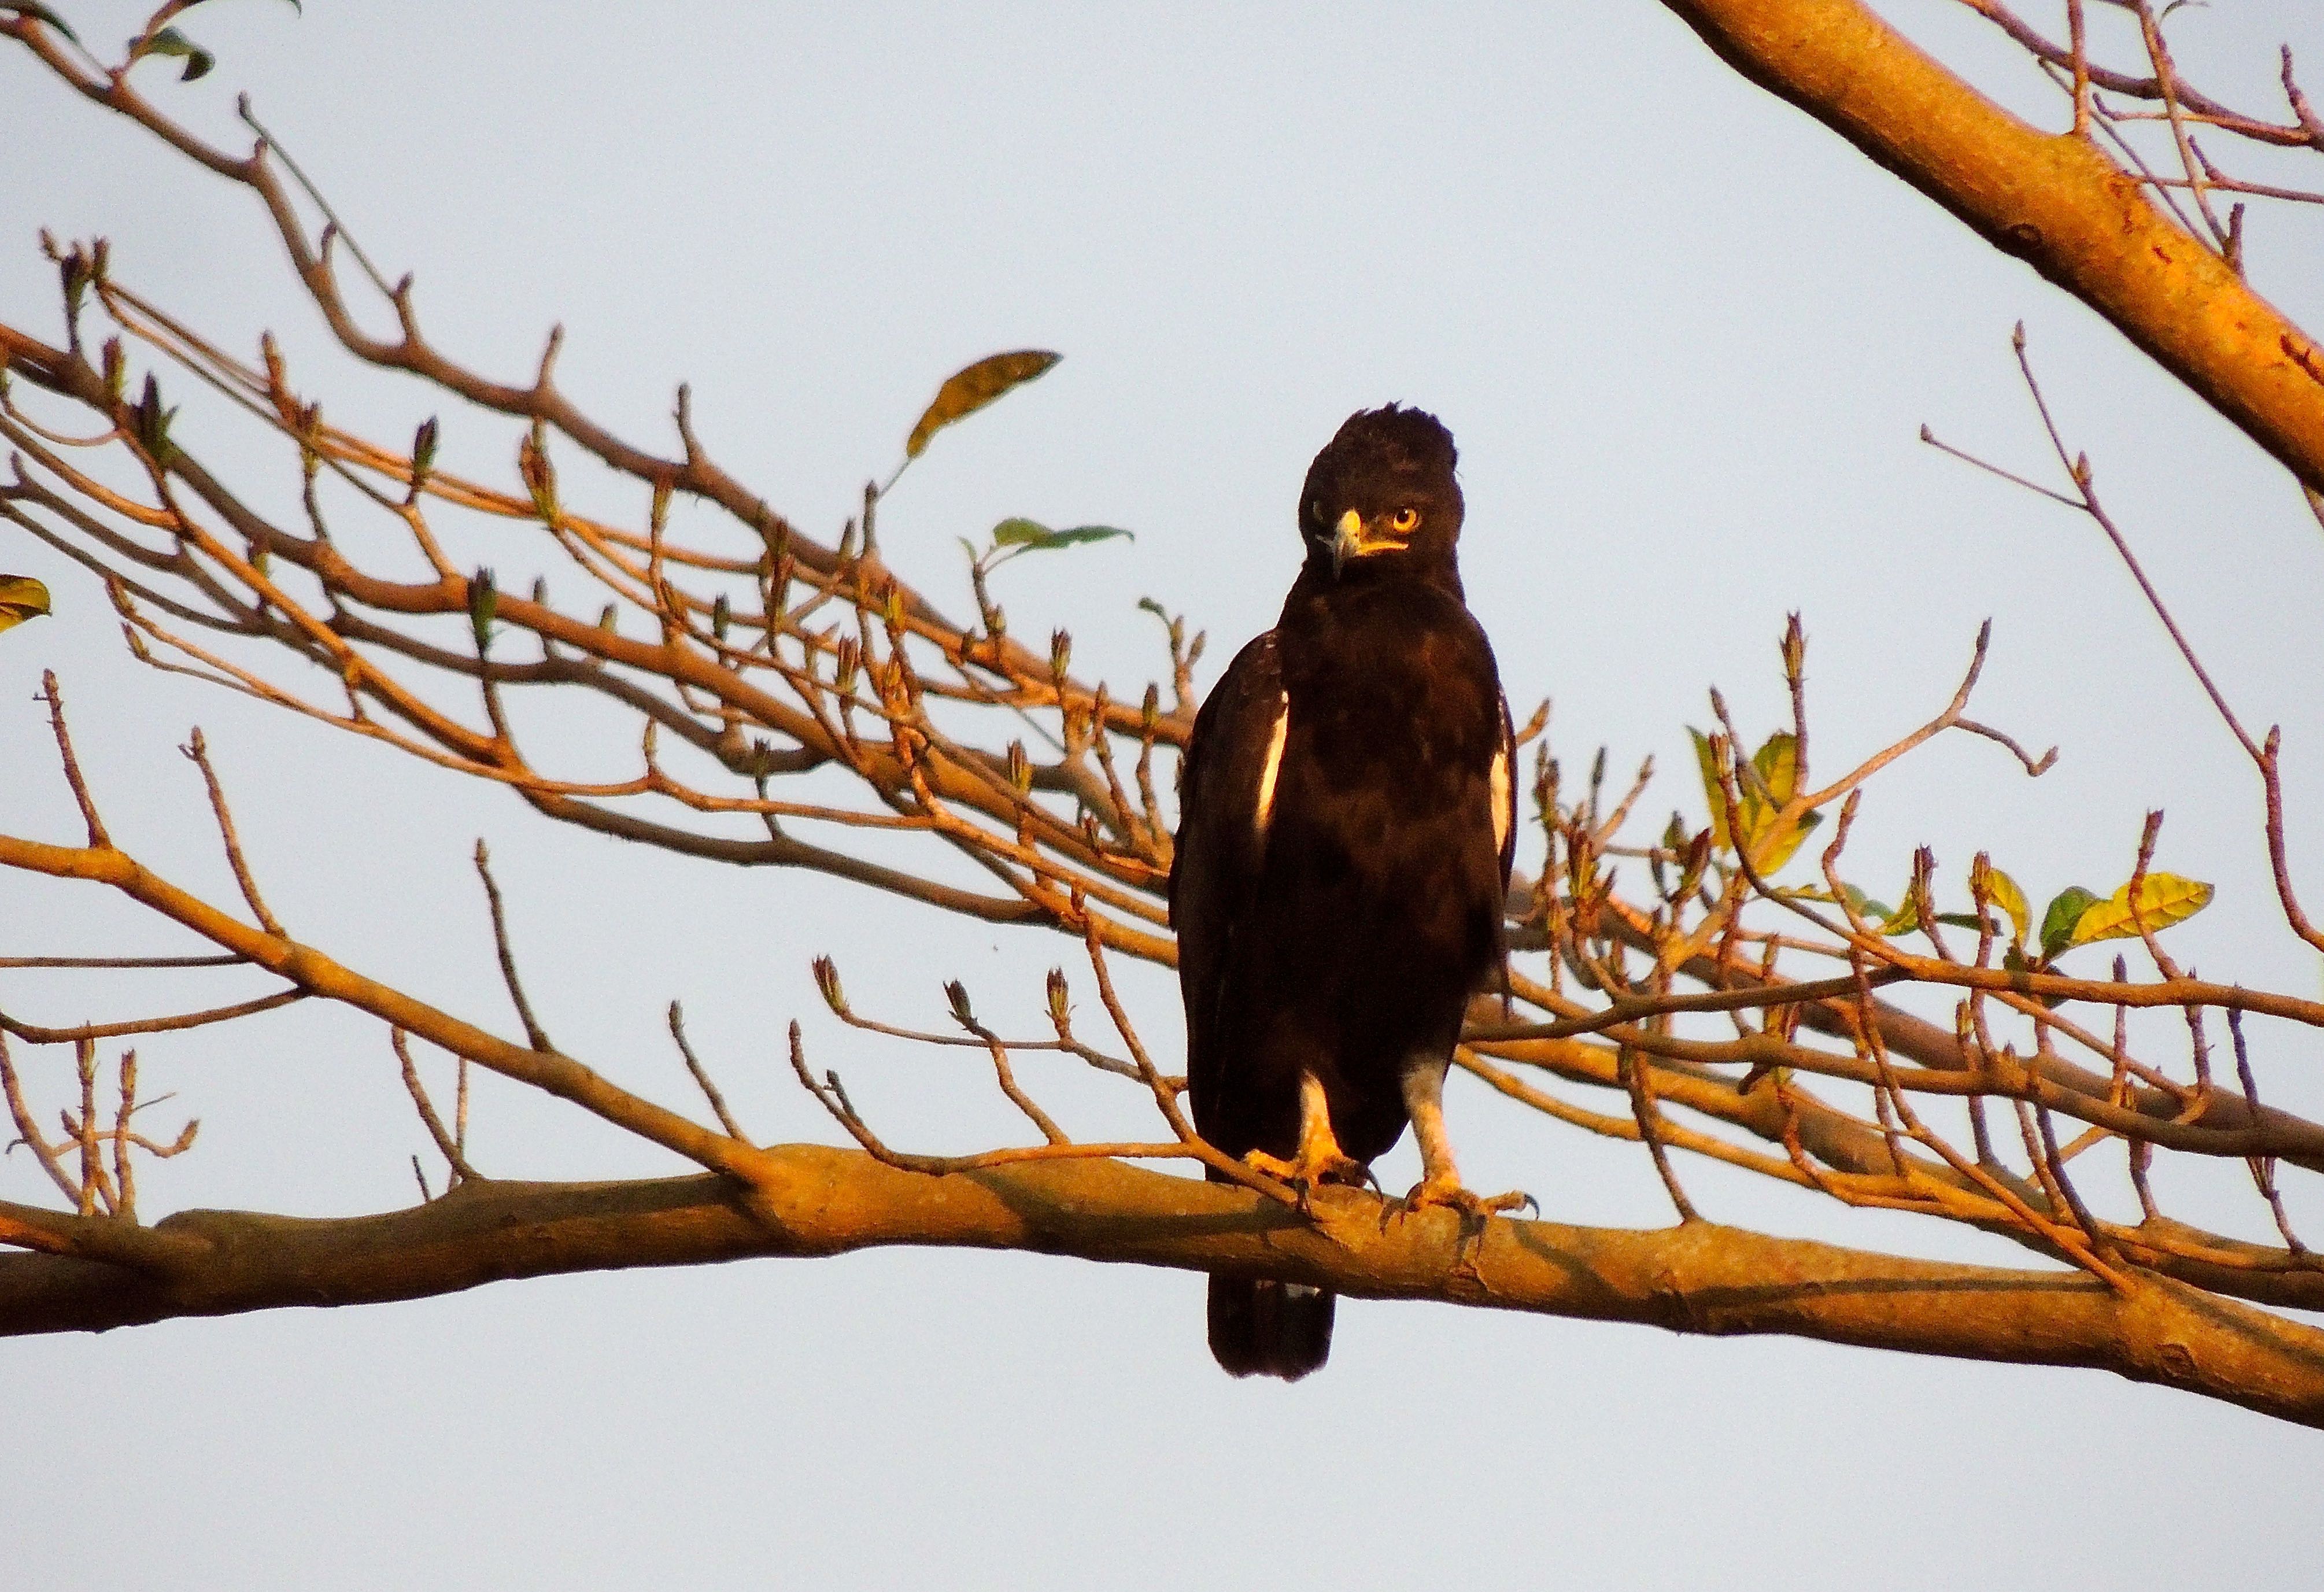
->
[1207,1276,1335,1380]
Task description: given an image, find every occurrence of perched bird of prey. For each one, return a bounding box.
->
[1170,404,1520,1382]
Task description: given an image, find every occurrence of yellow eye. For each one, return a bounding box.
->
[1390,506,1421,533]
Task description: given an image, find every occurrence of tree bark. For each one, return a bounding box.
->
[1657,0,2324,493]
[6,1150,2322,1428]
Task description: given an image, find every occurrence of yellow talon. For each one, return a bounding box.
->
[1247,1146,1369,1188]
[1244,1071,1373,1192]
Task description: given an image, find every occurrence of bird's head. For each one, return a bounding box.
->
[1296,405,1464,582]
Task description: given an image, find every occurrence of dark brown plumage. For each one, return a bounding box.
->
[1171,405,1518,1380]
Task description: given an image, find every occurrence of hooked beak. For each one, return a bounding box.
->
[1329,508,1406,579]
[1331,511,1360,579]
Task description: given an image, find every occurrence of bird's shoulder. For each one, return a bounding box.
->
[1170,631,1286,914]
[1182,630,1284,787]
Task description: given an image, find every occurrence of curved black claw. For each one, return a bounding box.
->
[1401,1176,1534,1220]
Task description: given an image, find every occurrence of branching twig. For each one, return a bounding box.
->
[393,1028,479,1188]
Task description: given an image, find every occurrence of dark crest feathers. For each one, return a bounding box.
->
[1297,404,1463,545]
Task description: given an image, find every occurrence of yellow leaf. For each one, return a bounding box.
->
[1876,891,1920,937]
[1736,732,1819,873]
[1750,732,1801,807]
[2068,873,2214,948]
[1978,862,2030,947]
[1687,728,1819,873]
[1743,809,1823,874]
[1687,727,1730,850]
[904,350,1061,460]
[0,575,51,636]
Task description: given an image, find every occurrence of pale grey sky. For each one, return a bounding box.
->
[6,4,2320,1587]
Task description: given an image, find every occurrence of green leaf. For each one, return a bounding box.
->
[133,26,214,80]
[989,518,1133,552]
[2066,873,2214,948]
[1805,877,1922,936]
[904,350,1061,461]
[1838,884,1891,922]
[1796,881,1920,929]
[0,574,53,635]
[2039,886,2101,959]
[1875,892,1920,937]
[3,5,80,44]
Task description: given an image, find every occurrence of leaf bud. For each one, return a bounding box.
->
[811,956,848,1016]
[468,567,497,652]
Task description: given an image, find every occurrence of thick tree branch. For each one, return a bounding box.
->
[1,1151,2317,1427]
[1658,0,2324,494]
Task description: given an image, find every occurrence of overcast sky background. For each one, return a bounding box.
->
[6,4,2322,1587]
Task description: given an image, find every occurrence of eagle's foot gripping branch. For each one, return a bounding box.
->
[1241,1069,1380,1206]
[1244,1146,1376,1204]
[1400,1174,1536,1221]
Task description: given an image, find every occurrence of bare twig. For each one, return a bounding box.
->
[1621,1040,1701,1224]
[0,988,305,1045]
[668,1000,748,1142]
[472,840,553,1053]
[179,726,285,937]
[36,671,110,849]
[0,1035,80,1205]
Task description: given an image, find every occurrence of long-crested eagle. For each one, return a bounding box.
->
[1170,404,1522,1382]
